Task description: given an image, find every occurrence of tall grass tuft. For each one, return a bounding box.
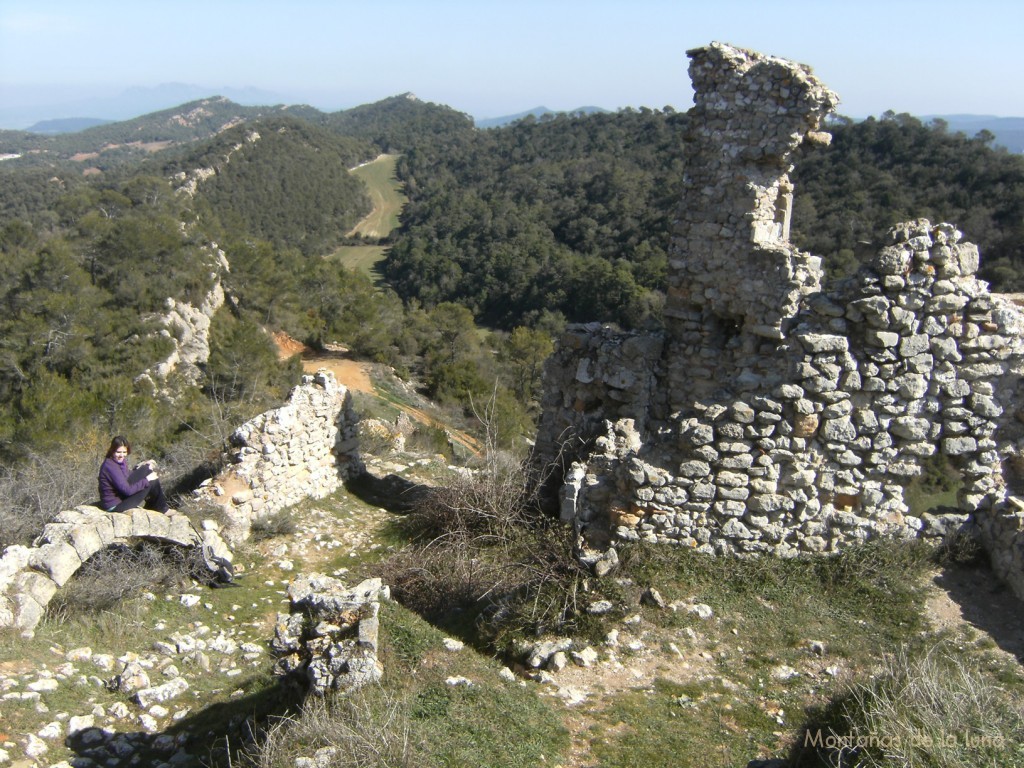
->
[240,687,415,768]
[796,643,1024,767]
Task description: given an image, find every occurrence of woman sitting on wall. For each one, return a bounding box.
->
[97,435,170,513]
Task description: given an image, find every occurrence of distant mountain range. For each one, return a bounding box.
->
[474,106,608,129]
[0,83,286,131]
[5,86,1023,155]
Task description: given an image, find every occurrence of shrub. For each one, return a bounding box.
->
[794,643,1024,767]
[375,449,588,648]
[47,541,199,618]
[0,437,104,549]
[251,509,298,541]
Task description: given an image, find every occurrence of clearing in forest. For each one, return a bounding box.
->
[346,153,405,239]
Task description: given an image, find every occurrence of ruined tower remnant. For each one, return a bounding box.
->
[665,43,837,342]
[534,42,1024,599]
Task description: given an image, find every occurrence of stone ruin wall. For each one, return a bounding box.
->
[193,369,363,545]
[534,42,1024,598]
[0,369,361,632]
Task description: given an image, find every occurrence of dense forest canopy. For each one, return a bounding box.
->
[382,109,1024,330]
[159,117,375,256]
[384,108,687,329]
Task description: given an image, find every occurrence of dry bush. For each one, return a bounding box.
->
[796,643,1024,767]
[377,445,588,647]
[0,442,103,549]
[403,449,534,544]
[241,687,415,768]
[251,509,298,541]
[934,526,987,567]
[47,541,200,618]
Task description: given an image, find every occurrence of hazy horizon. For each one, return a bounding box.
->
[3,0,1024,130]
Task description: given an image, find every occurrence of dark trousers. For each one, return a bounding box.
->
[112,466,170,513]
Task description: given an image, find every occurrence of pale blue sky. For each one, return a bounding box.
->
[1,0,1021,127]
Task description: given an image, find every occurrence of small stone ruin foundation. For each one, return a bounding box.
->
[534,42,1024,599]
[271,574,389,695]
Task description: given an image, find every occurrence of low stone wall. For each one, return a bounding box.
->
[0,507,231,633]
[194,369,363,544]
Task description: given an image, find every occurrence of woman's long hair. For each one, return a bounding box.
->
[105,435,131,459]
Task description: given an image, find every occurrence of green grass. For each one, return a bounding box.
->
[347,154,405,239]
[3,454,1020,768]
[589,677,783,768]
[329,244,389,275]
[236,600,569,767]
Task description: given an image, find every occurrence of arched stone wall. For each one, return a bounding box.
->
[0,506,231,633]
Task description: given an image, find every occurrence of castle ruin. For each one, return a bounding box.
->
[534,42,1024,598]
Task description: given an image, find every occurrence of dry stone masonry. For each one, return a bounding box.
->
[534,42,1024,598]
[271,573,388,695]
[0,369,362,633]
[0,507,231,633]
[194,369,363,544]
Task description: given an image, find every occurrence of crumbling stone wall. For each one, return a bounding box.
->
[194,369,363,544]
[271,574,388,695]
[535,42,1024,598]
[0,507,231,633]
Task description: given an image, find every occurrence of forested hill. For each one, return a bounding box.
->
[382,110,1024,330]
[792,113,1024,286]
[157,118,374,256]
[320,93,475,151]
[0,94,474,173]
[0,98,289,172]
[2,94,1024,470]
[384,108,689,329]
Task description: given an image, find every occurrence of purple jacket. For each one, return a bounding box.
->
[98,457,149,510]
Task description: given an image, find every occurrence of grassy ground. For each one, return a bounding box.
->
[3,450,1023,767]
[328,154,405,281]
[347,154,404,239]
[328,244,388,275]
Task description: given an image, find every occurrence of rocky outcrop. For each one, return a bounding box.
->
[534,42,1024,599]
[0,507,231,634]
[138,244,229,388]
[193,369,363,544]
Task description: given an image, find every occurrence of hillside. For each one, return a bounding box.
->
[0,93,475,176]
[161,117,375,256]
[0,98,292,172]
[3,47,1024,768]
[1,421,1022,767]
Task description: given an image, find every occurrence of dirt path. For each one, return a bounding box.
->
[272,332,480,454]
[925,563,1024,660]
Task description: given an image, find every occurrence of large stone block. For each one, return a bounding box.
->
[107,512,133,539]
[69,523,105,562]
[166,514,199,546]
[30,541,82,587]
[16,570,57,608]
